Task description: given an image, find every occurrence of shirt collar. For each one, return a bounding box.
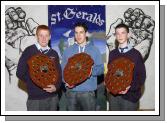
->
[35,42,50,51]
[118,43,133,53]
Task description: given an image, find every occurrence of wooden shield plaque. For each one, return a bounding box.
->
[104,56,135,95]
[27,53,59,88]
[64,52,94,86]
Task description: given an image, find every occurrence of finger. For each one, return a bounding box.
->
[5,14,14,29]
[26,18,39,35]
[126,86,131,90]
[118,91,123,94]
[65,83,69,87]
[46,85,52,88]
[47,85,56,92]
[68,85,74,88]
[43,88,53,93]
[106,87,110,92]
[43,88,48,91]
[45,90,52,93]
[65,82,74,88]
[15,7,26,19]
[6,7,19,21]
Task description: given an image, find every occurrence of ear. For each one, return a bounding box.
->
[128,32,131,39]
[35,34,38,40]
[49,35,51,40]
[86,31,88,37]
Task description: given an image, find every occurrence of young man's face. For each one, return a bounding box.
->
[36,29,50,47]
[74,26,87,45]
[115,27,129,44]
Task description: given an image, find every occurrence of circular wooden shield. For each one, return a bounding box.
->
[104,56,135,95]
[64,52,94,86]
[27,53,59,88]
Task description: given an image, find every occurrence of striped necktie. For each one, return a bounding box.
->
[40,49,49,54]
[119,46,128,53]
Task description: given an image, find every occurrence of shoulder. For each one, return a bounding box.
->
[63,45,74,54]
[89,45,100,53]
[23,44,36,54]
[131,48,142,57]
[19,45,36,60]
[130,48,144,62]
[109,48,118,55]
[50,48,58,54]
[50,48,59,57]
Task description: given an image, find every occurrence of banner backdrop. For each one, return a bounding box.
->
[48,5,106,59]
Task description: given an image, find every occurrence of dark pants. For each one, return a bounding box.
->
[108,94,139,111]
[66,90,96,111]
[26,95,59,111]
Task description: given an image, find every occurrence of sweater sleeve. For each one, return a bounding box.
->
[16,48,29,82]
[91,48,104,76]
[136,53,146,85]
[130,52,146,91]
[53,51,62,90]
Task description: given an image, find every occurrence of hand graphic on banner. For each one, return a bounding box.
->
[5,7,39,82]
[106,8,155,61]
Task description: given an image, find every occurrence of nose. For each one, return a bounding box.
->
[76,33,81,37]
[76,34,81,39]
[42,36,46,40]
[116,33,122,37]
[41,35,46,40]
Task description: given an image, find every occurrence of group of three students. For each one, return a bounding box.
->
[16,22,146,111]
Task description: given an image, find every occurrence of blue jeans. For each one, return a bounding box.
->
[108,94,139,111]
[65,90,96,111]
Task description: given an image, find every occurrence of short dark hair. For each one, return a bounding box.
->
[115,23,129,33]
[74,22,88,32]
[36,25,50,35]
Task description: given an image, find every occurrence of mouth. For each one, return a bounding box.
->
[77,38,82,41]
[41,41,47,44]
[118,39,123,41]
